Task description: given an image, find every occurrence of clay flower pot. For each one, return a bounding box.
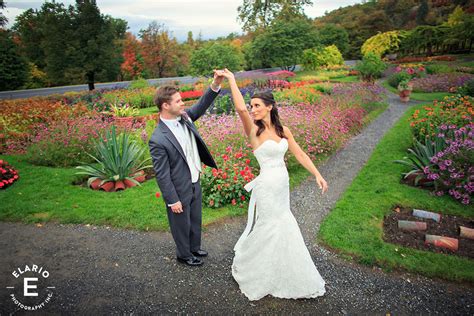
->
[100,181,115,192]
[399,90,411,102]
[115,180,125,191]
[90,179,102,190]
[133,170,146,183]
[124,179,138,188]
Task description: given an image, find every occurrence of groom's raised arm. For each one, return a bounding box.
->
[186,87,219,121]
[186,70,224,121]
[149,140,180,205]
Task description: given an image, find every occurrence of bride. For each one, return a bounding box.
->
[220,69,328,301]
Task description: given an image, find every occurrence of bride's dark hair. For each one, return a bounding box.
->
[251,91,286,139]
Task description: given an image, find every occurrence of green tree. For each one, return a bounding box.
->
[354,52,387,82]
[0,0,7,27]
[39,2,73,86]
[416,0,429,25]
[0,30,28,91]
[190,42,243,76]
[12,8,46,69]
[318,23,349,56]
[70,0,123,90]
[238,0,313,32]
[301,45,344,70]
[249,18,319,70]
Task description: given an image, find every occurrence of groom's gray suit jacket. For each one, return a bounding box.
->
[149,88,218,206]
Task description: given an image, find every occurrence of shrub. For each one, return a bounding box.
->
[128,78,150,90]
[301,45,344,70]
[425,64,453,75]
[0,160,20,189]
[361,31,403,57]
[354,52,387,82]
[458,78,474,97]
[201,146,255,208]
[387,72,412,88]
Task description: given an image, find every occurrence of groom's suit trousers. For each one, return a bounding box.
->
[166,180,202,259]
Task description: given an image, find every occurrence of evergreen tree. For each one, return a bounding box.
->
[416,0,429,25]
[0,30,28,91]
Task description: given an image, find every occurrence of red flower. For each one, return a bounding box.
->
[240,170,246,176]
[245,159,251,165]
[222,154,229,161]
[241,195,246,201]
[209,200,215,206]
[155,192,161,198]
[0,182,4,188]
[231,199,237,205]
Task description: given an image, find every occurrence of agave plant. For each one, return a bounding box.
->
[393,136,446,186]
[76,126,152,188]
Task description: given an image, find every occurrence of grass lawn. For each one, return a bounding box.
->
[381,80,454,102]
[318,102,474,283]
[0,153,336,232]
[0,99,388,232]
[137,106,157,117]
[330,76,359,83]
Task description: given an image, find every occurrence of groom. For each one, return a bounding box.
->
[149,71,223,266]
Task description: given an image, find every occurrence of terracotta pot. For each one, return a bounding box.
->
[133,170,146,183]
[399,89,412,102]
[124,179,138,188]
[114,116,134,127]
[425,234,458,251]
[115,180,125,191]
[90,179,102,190]
[100,181,115,192]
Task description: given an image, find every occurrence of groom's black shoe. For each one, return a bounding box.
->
[177,256,203,266]
[191,249,208,257]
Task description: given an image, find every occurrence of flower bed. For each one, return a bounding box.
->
[0,160,19,189]
[393,55,456,64]
[0,98,90,154]
[180,90,204,101]
[409,95,473,140]
[411,73,474,93]
[398,95,473,205]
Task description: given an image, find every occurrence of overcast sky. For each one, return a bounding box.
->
[3,0,362,41]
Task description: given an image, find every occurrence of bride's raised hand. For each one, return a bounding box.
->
[222,68,236,81]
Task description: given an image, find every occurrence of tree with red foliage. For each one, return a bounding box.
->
[120,32,145,80]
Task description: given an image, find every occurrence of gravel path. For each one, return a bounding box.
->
[1,92,473,315]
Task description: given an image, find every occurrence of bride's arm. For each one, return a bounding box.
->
[284,126,328,193]
[223,69,254,137]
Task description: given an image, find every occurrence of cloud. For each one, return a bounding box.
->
[4,0,362,40]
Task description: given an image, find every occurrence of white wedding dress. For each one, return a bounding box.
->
[232,138,326,301]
